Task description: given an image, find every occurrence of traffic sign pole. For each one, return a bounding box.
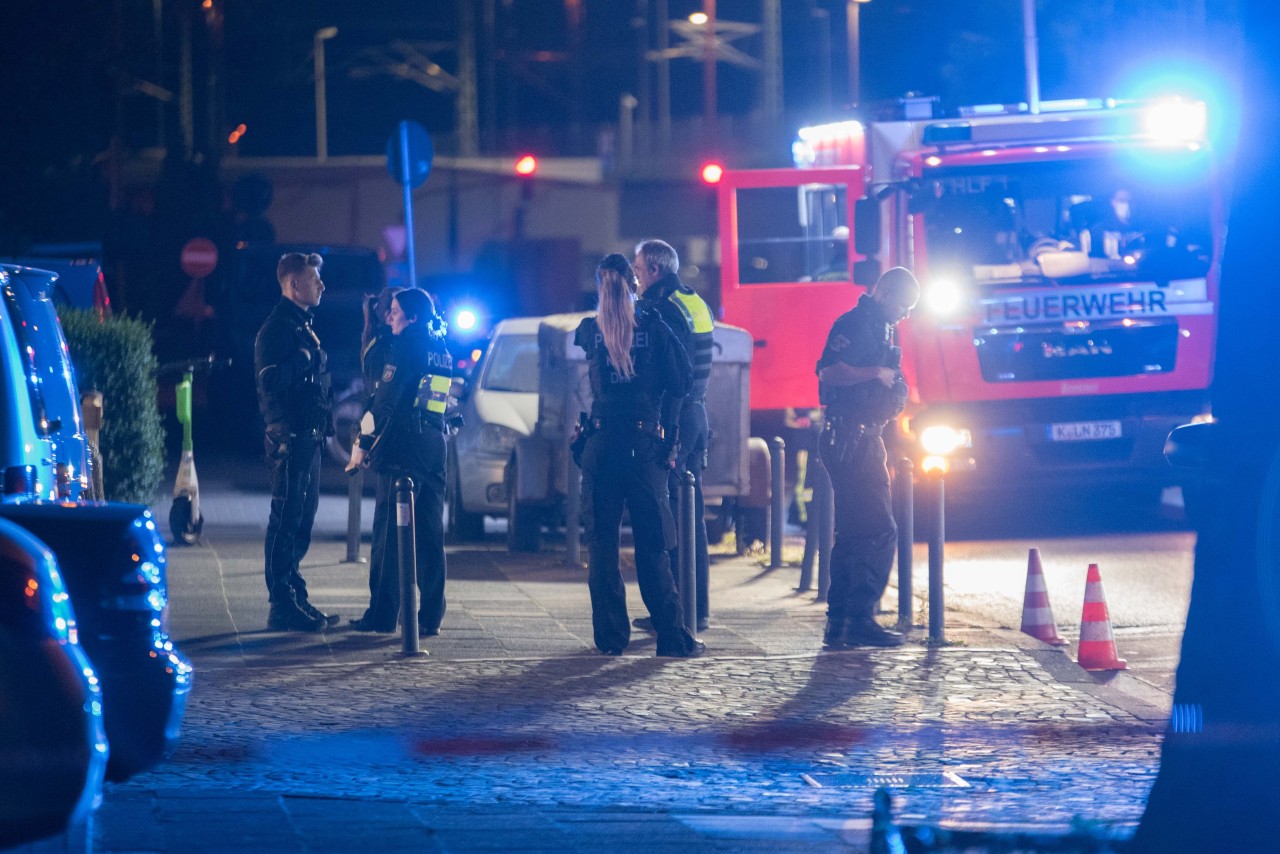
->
[399,122,417,290]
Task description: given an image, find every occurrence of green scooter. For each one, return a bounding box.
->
[159,355,228,546]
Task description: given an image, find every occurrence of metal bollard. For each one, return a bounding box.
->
[769,436,786,569]
[396,477,420,656]
[798,457,833,599]
[565,447,582,566]
[895,458,914,627]
[815,459,833,603]
[679,470,697,638]
[927,474,945,644]
[343,465,364,563]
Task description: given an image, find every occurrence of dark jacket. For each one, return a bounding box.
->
[357,322,453,473]
[574,302,691,435]
[254,298,333,437]
[815,294,908,425]
[640,272,714,405]
[360,327,395,408]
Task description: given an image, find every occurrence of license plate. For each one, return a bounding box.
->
[1048,420,1122,441]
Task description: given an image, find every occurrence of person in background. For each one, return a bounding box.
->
[351,286,401,626]
[632,238,714,633]
[815,266,919,649]
[574,253,703,658]
[347,289,452,637]
[254,252,337,632]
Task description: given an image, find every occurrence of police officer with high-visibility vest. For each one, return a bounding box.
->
[346,288,453,636]
[634,239,714,632]
[816,267,919,649]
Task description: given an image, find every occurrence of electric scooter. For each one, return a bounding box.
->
[158,355,228,545]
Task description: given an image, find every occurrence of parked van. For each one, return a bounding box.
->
[1,264,92,498]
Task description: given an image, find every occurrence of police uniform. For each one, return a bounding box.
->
[815,293,910,647]
[641,272,715,627]
[574,304,701,657]
[351,321,453,634]
[254,297,334,628]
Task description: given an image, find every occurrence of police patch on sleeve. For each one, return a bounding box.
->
[828,334,852,353]
[382,364,397,382]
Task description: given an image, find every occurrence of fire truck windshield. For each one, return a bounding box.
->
[917,151,1214,285]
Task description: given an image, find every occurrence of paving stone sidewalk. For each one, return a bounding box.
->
[21,484,1171,852]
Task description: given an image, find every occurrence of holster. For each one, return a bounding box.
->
[570,412,595,467]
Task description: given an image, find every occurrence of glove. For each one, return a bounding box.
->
[345,443,367,474]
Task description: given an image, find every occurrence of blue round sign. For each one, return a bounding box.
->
[386,121,433,189]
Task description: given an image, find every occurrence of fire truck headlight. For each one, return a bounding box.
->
[924,277,964,316]
[921,455,949,476]
[1143,99,1207,145]
[920,425,972,456]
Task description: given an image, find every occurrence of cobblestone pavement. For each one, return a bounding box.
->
[23,485,1172,852]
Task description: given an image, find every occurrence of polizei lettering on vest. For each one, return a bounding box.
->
[982,286,1169,326]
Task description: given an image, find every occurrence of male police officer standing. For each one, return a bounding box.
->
[254,252,337,632]
[633,239,714,632]
[816,267,919,648]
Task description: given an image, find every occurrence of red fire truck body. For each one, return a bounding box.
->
[719,98,1221,492]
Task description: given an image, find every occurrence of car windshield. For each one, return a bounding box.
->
[918,149,1214,285]
[482,334,538,393]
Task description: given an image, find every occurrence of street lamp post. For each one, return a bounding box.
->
[846,0,871,108]
[314,26,338,161]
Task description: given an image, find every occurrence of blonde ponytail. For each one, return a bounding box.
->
[595,254,637,380]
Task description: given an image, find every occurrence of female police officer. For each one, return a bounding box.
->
[574,253,703,658]
[347,288,452,636]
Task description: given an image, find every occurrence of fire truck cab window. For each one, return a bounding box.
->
[734,184,850,284]
[921,153,1213,285]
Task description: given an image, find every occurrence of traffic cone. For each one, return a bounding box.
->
[1077,563,1127,671]
[1019,548,1067,645]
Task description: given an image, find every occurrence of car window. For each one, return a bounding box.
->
[482,334,538,393]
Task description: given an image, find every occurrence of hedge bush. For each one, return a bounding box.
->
[60,309,165,504]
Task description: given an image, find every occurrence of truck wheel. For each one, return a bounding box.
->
[449,466,486,541]
[506,462,542,553]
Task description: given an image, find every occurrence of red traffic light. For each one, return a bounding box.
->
[514,154,538,176]
[700,161,724,185]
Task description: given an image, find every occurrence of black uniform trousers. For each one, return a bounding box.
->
[362,430,448,632]
[667,400,709,623]
[818,426,897,632]
[264,435,323,605]
[582,429,697,655]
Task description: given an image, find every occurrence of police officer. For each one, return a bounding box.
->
[634,238,714,632]
[816,266,920,648]
[347,288,452,636]
[575,253,703,658]
[254,252,337,632]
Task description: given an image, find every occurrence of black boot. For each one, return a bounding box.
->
[842,617,904,648]
[298,598,340,627]
[823,614,850,649]
[267,600,324,632]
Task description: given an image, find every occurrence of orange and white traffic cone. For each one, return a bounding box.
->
[1077,563,1127,671]
[1019,548,1067,646]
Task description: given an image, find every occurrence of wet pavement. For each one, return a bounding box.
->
[18,481,1173,852]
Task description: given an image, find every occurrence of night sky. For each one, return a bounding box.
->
[0,0,1241,247]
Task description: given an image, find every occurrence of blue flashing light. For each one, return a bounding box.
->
[453,307,479,333]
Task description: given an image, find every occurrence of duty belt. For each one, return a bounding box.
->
[824,415,884,439]
[591,416,664,439]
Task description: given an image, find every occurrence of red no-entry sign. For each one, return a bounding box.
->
[180,238,219,279]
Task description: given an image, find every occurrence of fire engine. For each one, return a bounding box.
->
[718,96,1221,495]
